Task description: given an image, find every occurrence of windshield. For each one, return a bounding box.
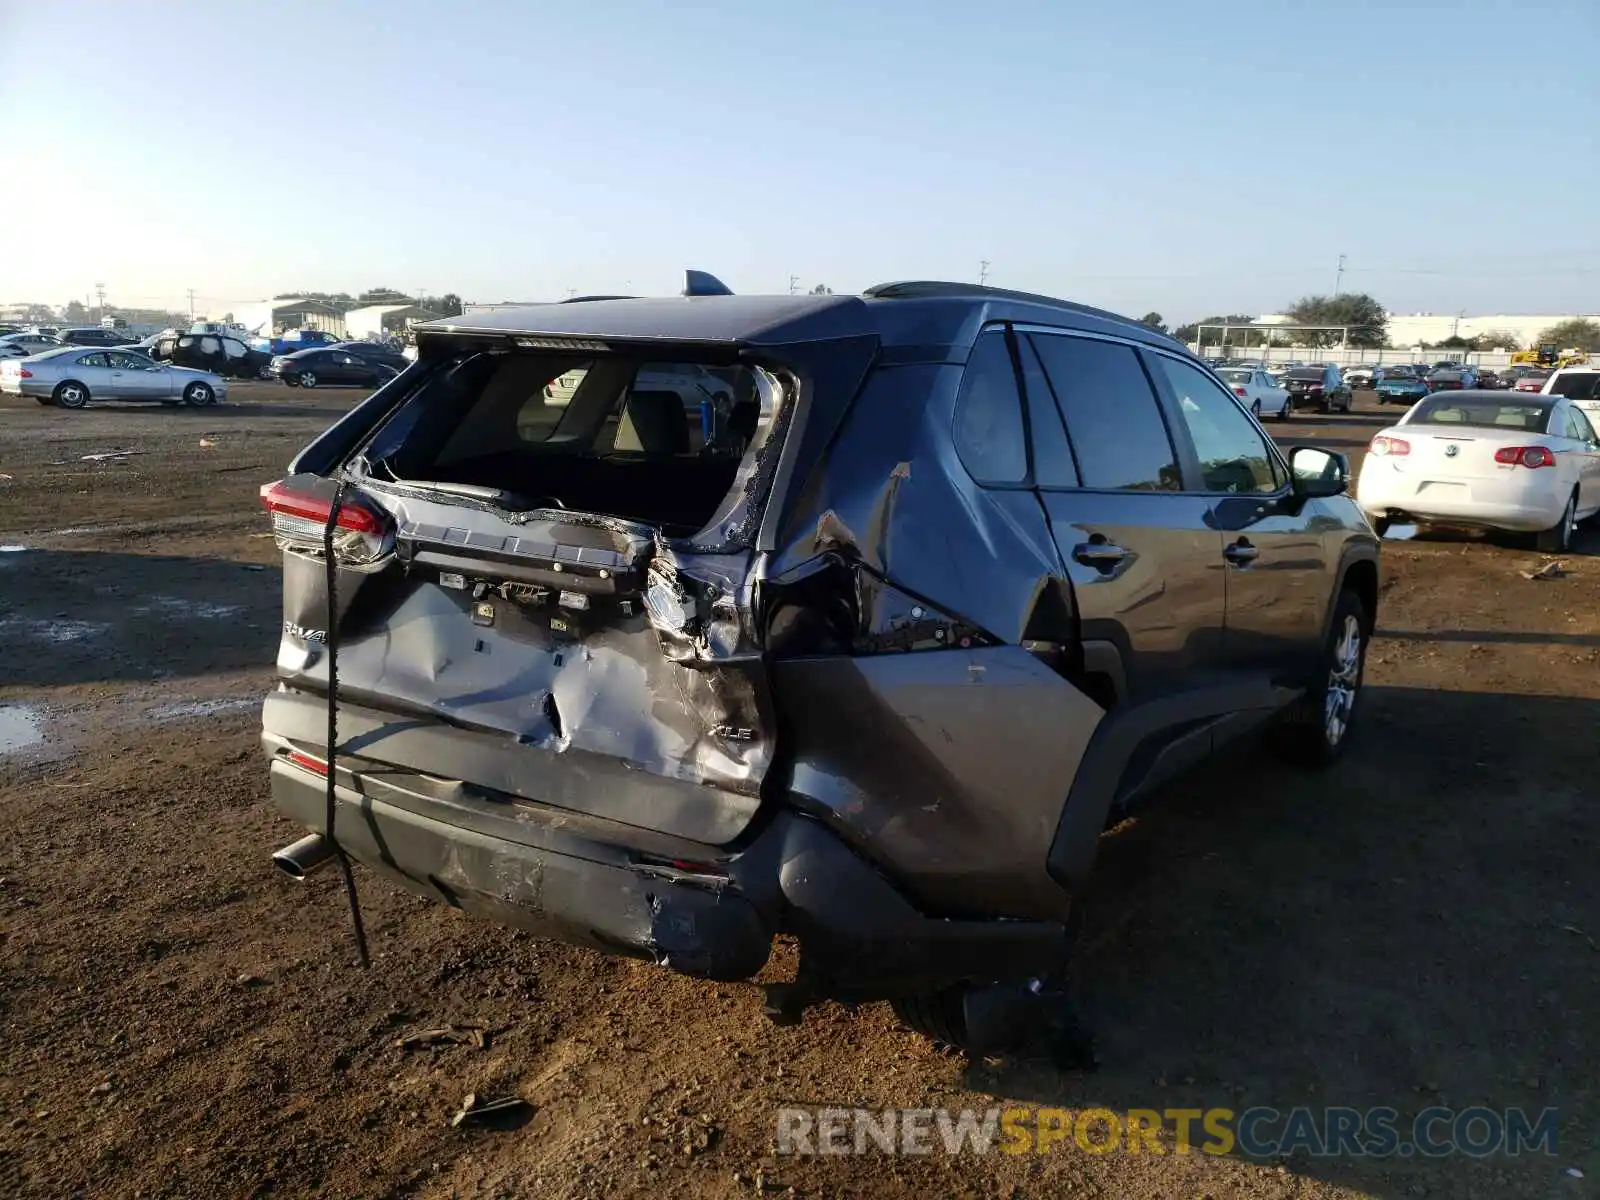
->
[1408,398,1553,431]
[1549,373,1600,401]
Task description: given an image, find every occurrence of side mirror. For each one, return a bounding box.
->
[1288,446,1349,498]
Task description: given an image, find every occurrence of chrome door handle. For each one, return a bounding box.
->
[1224,540,1259,565]
[1072,541,1129,568]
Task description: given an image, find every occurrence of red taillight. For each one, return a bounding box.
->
[1494,445,1555,468]
[1370,435,1410,456]
[260,480,385,533]
[1231,386,1248,397]
[259,479,394,566]
[285,750,328,776]
[18,368,32,378]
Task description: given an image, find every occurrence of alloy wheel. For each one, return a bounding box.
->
[1324,614,1362,746]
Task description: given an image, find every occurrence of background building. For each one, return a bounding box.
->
[230,298,347,338]
[343,303,440,340]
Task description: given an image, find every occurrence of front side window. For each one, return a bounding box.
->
[1154,356,1284,494]
[77,352,109,368]
[200,336,221,355]
[1028,333,1180,491]
[951,330,1027,485]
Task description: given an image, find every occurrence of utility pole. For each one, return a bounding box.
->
[187,288,196,321]
[94,282,106,320]
[787,275,799,295]
[979,260,991,286]
[1333,255,1346,297]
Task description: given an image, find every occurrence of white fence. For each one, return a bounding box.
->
[1190,346,1535,369]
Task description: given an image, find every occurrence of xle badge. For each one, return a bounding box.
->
[472,602,495,626]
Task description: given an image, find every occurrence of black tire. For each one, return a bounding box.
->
[52,380,89,409]
[1534,491,1577,553]
[283,375,299,387]
[1277,396,1292,421]
[1271,587,1369,769]
[183,381,216,407]
[298,371,316,389]
[1372,516,1392,537]
[1251,399,1262,419]
[891,988,970,1049]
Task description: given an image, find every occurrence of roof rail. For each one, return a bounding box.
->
[560,294,635,304]
[863,280,1175,339]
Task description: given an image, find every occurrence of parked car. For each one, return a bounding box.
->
[0,346,226,408]
[268,329,342,356]
[1426,365,1478,392]
[1514,369,1553,393]
[329,341,411,373]
[269,346,399,388]
[57,326,138,347]
[1373,372,1431,406]
[1357,391,1600,550]
[1215,366,1291,419]
[1280,364,1353,413]
[0,332,63,356]
[155,331,272,379]
[1475,368,1504,390]
[0,341,32,359]
[1540,366,1600,426]
[1342,365,1378,389]
[260,279,1379,1055]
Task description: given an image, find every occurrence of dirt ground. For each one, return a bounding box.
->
[1,383,1596,1199]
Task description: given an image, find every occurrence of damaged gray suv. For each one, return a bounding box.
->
[261,277,1379,1057]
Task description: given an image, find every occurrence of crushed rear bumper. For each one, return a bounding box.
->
[267,745,1069,1000]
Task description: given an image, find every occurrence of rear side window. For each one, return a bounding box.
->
[1551,372,1600,401]
[77,352,109,367]
[1570,408,1597,442]
[952,331,1027,485]
[1027,333,1180,491]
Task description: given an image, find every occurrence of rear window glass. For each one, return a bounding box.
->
[372,352,770,536]
[1408,398,1552,431]
[1549,372,1600,401]
[1217,369,1251,384]
[1284,369,1324,381]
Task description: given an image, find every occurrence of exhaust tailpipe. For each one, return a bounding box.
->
[273,833,335,881]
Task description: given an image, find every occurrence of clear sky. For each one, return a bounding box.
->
[1,0,1595,323]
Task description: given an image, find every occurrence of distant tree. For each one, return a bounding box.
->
[1427,335,1473,350]
[63,300,87,321]
[358,287,413,305]
[1139,312,1167,333]
[438,292,463,317]
[1472,328,1522,351]
[1536,318,1600,352]
[810,283,833,295]
[1285,293,1387,348]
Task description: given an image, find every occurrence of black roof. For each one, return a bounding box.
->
[416,282,1188,357]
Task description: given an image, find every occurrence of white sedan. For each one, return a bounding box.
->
[1214,367,1291,420]
[1356,390,1600,551]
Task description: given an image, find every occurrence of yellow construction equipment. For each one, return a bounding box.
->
[1509,345,1588,370]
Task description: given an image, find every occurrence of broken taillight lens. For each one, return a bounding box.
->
[259,479,395,568]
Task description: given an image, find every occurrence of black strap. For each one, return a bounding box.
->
[323,482,371,969]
